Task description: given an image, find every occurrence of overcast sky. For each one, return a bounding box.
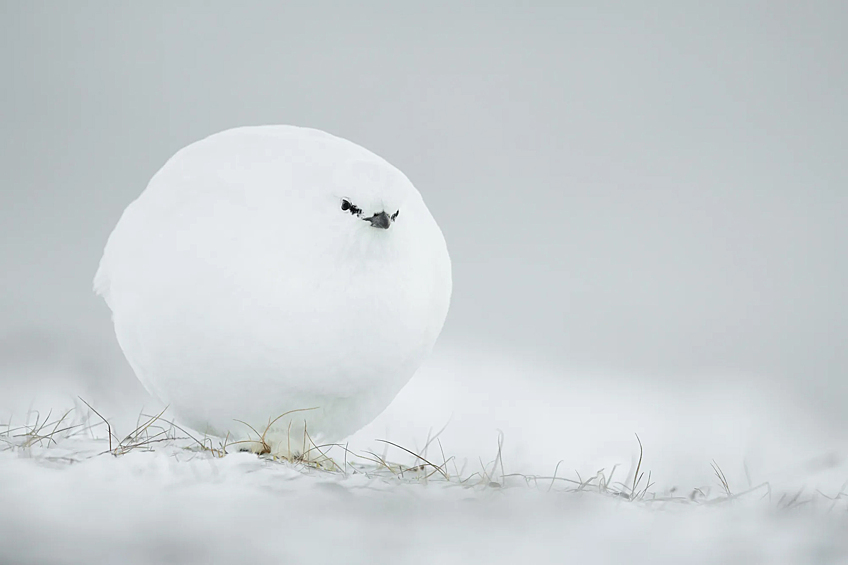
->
[1,2,846,411]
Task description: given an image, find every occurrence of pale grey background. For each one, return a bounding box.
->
[1,2,846,416]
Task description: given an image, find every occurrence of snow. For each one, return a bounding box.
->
[1,448,844,565]
[1,341,846,564]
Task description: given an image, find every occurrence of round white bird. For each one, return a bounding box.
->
[95,125,451,457]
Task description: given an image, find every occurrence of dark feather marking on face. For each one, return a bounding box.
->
[341,199,362,216]
[341,199,400,229]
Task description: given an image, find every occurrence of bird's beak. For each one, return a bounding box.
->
[365,211,392,229]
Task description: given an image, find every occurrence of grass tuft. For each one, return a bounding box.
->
[1,401,845,513]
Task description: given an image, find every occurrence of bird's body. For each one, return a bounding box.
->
[95,126,451,454]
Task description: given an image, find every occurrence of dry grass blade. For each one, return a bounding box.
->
[375,439,449,480]
[233,419,265,441]
[638,471,654,500]
[423,455,455,480]
[45,409,74,445]
[503,473,582,488]
[261,407,319,447]
[78,397,115,453]
[630,433,644,501]
[300,427,342,471]
[711,460,732,497]
[232,407,320,456]
[437,439,450,477]
[362,449,396,473]
[490,430,506,487]
[779,488,806,510]
[548,460,564,492]
[140,413,227,457]
[121,406,170,445]
[420,417,452,459]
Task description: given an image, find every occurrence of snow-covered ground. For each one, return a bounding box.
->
[1,339,846,564]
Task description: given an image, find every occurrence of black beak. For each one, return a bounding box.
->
[365,211,391,229]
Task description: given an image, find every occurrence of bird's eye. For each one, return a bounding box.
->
[341,199,362,216]
[391,210,399,221]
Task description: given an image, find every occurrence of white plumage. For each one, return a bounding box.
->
[95,126,451,455]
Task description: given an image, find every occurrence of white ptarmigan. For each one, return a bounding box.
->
[94,126,451,456]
